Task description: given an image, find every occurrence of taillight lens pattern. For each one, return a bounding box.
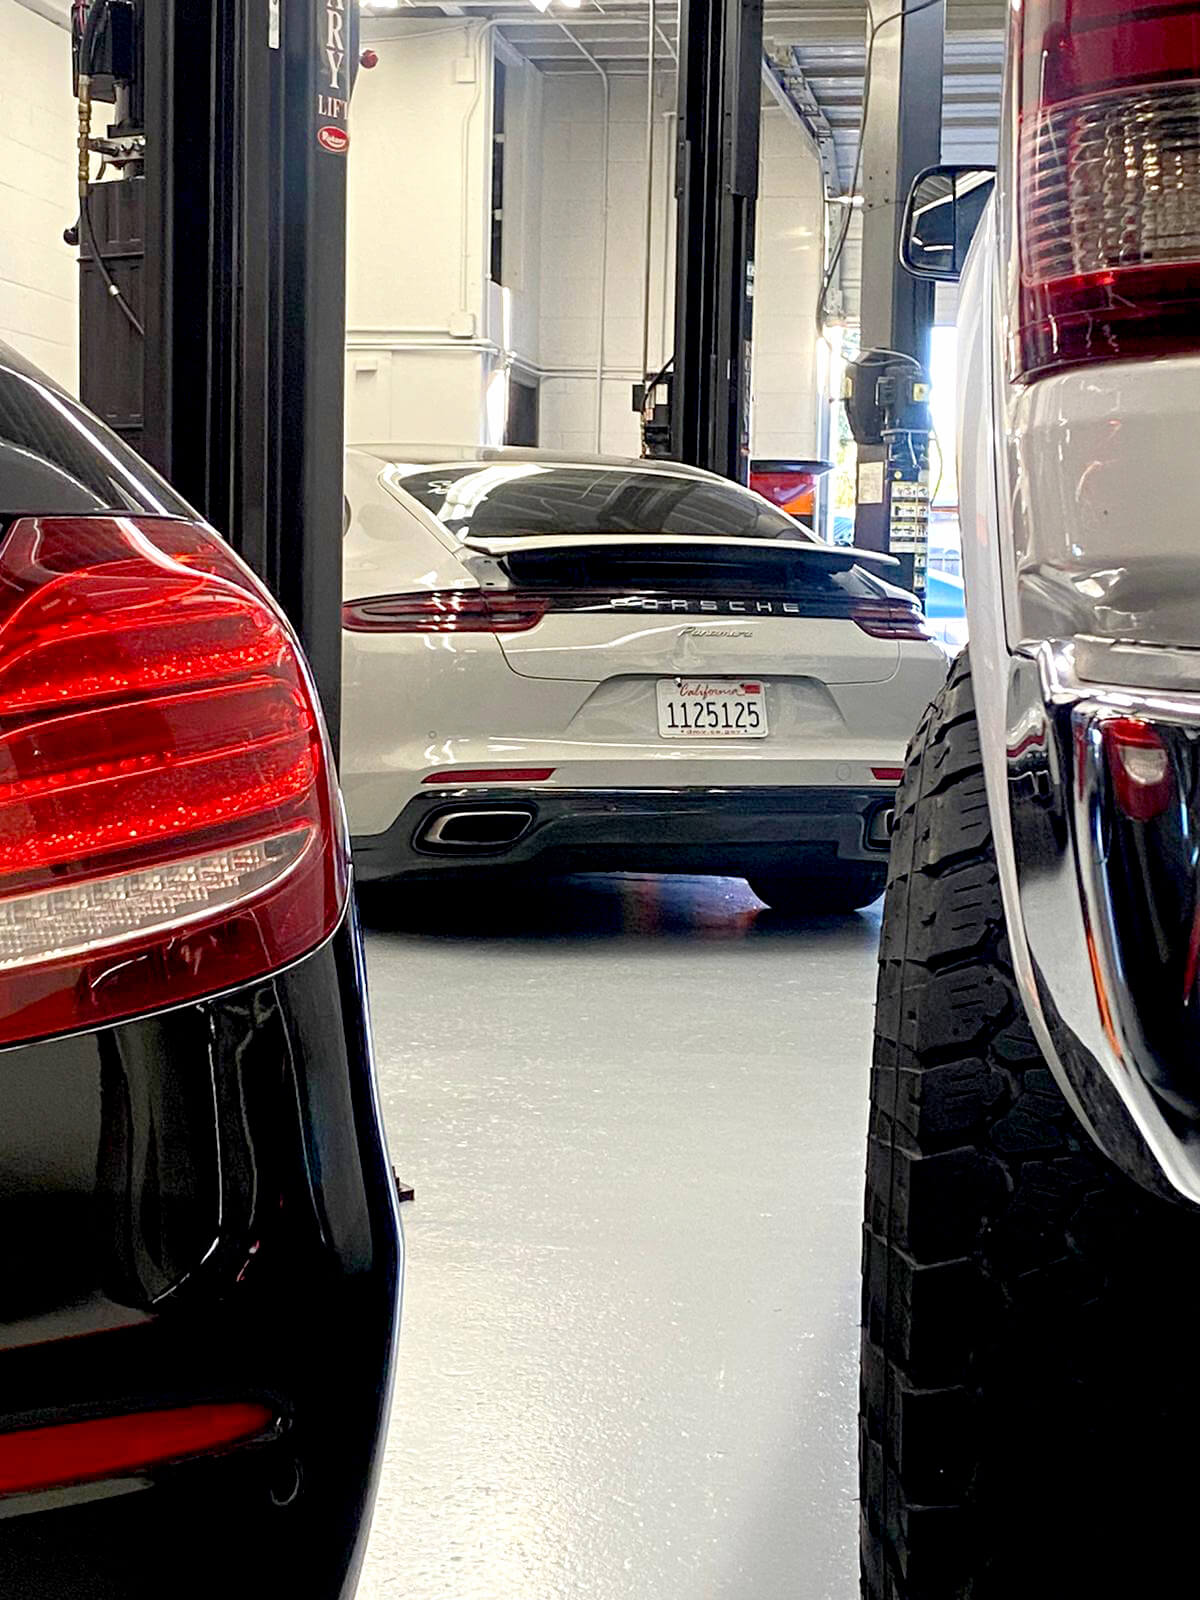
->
[1103,715,1175,822]
[1022,85,1200,284]
[1014,1,1200,378]
[342,590,548,632]
[851,600,933,641]
[0,516,346,1047]
[0,836,307,971]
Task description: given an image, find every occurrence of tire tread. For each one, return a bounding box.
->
[860,653,1200,1600]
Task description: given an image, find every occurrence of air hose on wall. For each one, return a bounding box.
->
[72,0,145,337]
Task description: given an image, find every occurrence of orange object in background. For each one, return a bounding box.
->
[749,460,833,520]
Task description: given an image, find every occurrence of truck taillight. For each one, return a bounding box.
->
[1014,0,1200,380]
[0,516,347,1048]
[1103,716,1174,822]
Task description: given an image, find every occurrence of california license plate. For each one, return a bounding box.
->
[656,679,768,739]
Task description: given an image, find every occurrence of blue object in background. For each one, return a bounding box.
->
[925,567,964,619]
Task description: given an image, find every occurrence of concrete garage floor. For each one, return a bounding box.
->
[356,874,880,1600]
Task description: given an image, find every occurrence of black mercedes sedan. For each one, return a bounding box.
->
[0,342,401,1597]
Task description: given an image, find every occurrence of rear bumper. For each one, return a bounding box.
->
[1007,641,1200,1206]
[352,784,895,883]
[0,912,402,1598]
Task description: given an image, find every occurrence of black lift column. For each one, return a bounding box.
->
[852,0,945,559]
[87,0,356,752]
[671,0,764,482]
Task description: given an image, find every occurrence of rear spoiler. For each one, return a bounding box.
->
[459,532,899,569]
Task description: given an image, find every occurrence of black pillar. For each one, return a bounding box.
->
[672,0,763,483]
[853,0,944,557]
[86,0,356,754]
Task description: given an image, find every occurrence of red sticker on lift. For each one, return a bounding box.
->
[317,125,349,154]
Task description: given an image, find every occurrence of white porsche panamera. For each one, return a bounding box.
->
[340,446,949,912]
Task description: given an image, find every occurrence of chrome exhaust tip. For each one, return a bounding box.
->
[866,806,895,848]
[418,808,535,852]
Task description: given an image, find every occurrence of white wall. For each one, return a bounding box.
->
[752,104,826,461]
[0,0,80,389]
[0,4,830,465]
[346,20,542,448]
[538,73,825,463]
[538,71,676,458]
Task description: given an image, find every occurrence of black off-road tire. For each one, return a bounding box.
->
[748,864,887,915]
[862,652,1200,1600]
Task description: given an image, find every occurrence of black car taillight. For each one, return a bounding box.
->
[345,589,935,635]
[341,590,549,632]
[1014,0,1200,380]
[851,598,933,641]
[0,515,347,1048]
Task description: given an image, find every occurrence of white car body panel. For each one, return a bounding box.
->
[340,448,948,868]
[956,179,1200,1201]
[954,203,1103,1146]
[492,613,899,684]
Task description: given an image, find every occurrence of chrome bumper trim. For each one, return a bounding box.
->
[1008,641,1200,1203]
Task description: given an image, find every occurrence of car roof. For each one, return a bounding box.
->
[0,338,74,394]
[346,443,727,483]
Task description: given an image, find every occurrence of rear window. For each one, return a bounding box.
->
[0,354,191,518]
[394,463,814,542]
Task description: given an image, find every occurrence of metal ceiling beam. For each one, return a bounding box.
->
[762,56,841,195]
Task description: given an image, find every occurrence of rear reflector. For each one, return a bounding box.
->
[871,767,905,783]
[0,1402,276,1498]
[422,768,555,785]
[0,516,346,1047]
[1014,1,1200,378]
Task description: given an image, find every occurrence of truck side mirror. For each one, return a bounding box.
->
[900,164,996,282]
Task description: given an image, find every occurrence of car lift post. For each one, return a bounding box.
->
[852,0,944,575]
[671,0,764,482]
[79,0,355,754]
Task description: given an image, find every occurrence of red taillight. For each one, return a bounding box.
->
[852,599,933,641]
[1103,716,1174,821]
[871,767,905,783]
[341,590,548,633]
[0,1402,276,1497]
[1014,0,1200,380]
[0,516,346,1048]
